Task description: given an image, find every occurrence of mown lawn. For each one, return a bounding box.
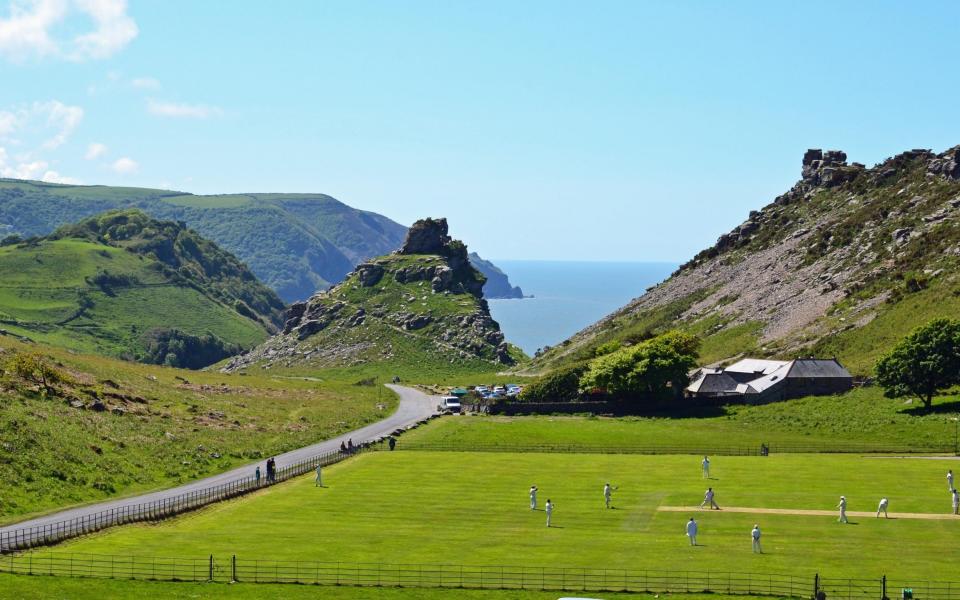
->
[0,573,762,600]
[400,387,960,452]
[37,451,960,581]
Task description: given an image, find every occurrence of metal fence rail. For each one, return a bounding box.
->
[0,446,366,554]
[5,553,960,600]
[400,441,956,456]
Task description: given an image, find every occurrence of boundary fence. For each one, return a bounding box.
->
[3,553,960,600]
[0,446,366,554]
[399,441,957,456]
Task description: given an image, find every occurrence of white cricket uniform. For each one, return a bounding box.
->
[701,489,719,509]
[702,458,710,478]
[952,490,959,515]
[877,498,888,518]
[751,526,762,553]
[604,485,612,508]
[686,520,698,545]
[838,498,848,523]
[545,502,553,527]
[530,488,537,510]
[315,465,322,486]
[948,472,954,491]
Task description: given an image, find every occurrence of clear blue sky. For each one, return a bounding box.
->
[2,1,959,261]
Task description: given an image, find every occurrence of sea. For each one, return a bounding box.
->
[486,261,678,356]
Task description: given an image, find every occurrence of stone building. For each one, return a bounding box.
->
[686,358,853,403]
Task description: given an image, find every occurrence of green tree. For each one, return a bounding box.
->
[4,352,74,396]
[875,318,960,410]
[580,330,700,401]
[519,364,587,402]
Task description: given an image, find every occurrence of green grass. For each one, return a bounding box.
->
[400,387,960,451]
[38,451,960,581]
[0,573,749,600]
[0,237,271,360]
[0,337,396,523]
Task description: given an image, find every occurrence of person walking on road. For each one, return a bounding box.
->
[315,464,323,487]
[529,485,538,510]
[838,495,848,523]
[877,497,889,518]
[686,518,698,546]
[751,524,762,553]
[545,499,554,527]
[700,487,720,510]
[702,456,710,479]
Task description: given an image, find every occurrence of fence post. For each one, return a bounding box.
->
[815,573,820,599]
[209,555,213,581]
[882,575,887,600]
[232,555,237,582]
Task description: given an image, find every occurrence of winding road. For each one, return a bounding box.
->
[0,384,437,538]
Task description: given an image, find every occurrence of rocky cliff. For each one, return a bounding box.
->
[223,218,517,372]
[468,253,525,299]
[527,145,960,376]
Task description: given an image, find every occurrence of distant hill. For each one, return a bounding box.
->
[0,179,520,303]
[224,218,524,376]
[527,146,960,377]
[0,210,284,368]
[468,253,524,299]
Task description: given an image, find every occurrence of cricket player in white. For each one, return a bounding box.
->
[530,485,538,510]
[604,483,617,509]
[545,499,554,527]
[702,456,710,478]
[952,488,959,515]
[700,487,720,510]
[948,470,954,491]
[315,464,322,487]
[838,496,848,523]
[686,518,698,546]
[877,497,889,518]
[751,524,762,553]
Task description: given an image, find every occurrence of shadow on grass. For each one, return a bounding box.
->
[901,398,960,416]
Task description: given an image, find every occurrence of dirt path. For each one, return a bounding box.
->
[658,506,959,521]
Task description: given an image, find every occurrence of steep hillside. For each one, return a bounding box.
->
[0,180,407,301]
[529,146,960,376]
[224,218,522,376]
[469,252,525,299]
[0,335,391,522]
[0,210,284,368]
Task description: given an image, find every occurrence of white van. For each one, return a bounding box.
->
[438,396,462,413]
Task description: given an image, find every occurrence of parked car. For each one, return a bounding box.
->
[475,386,489,393]
[438,396,462,413]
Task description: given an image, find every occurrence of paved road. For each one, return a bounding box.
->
[1,384,437,534]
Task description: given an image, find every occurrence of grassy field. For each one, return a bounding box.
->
[0,573,753,600]
[399,387,960,452]
[38,451,960,581]
[0,336,396,523]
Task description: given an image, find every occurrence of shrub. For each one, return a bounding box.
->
[519,364,587,403]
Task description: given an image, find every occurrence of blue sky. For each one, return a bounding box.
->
[2,1,959,261]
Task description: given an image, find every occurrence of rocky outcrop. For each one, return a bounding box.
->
[222,217,514,372]
[468,252,525,299]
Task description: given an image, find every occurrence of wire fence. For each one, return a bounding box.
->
[399,440,957,456]
[0,446,367,554]
[4,553,960,599]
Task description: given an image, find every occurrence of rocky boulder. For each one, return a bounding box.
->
[400,218,451,255]
[356,263,385,287]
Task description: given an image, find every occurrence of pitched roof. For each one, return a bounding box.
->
[724,358,790,376]
[785,358,852,379]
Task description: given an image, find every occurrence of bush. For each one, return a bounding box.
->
[2,352,74,396]
[519,364,587,403]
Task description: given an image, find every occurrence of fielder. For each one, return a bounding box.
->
[838,496,848,523]
[686,517,698,546]
[603,483,618,509]
[952,488,959,515]
[530,485,538,510]
[700,487,720,510]
[315,464,323,487]
[702,456,710,478]
[876,497,888,518]
[545,499,554,527]
[948,470,954,492]
[751,524,762,553]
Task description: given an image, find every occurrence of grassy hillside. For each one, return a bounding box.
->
[0,335,395,523]
[0,210,284,367]
[0,179,407,302]
[225,219,526,376]
[528,146,960,376]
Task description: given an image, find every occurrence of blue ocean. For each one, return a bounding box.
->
[487,261,678,356]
